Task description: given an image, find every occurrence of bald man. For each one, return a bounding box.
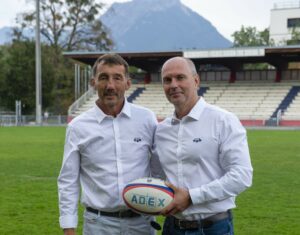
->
[154,57,253,235]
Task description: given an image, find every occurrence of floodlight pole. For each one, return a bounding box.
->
[35,0,42,125]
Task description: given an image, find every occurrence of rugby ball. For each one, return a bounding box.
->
[122,177,174,215]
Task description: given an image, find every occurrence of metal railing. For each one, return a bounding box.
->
[0,115,68,126]
[273,1,300,9]
[68,87,95,116]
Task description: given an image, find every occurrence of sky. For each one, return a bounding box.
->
[0,0,286,41]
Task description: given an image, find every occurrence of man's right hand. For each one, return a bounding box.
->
[160,182,192,216]
[63,228,75,235]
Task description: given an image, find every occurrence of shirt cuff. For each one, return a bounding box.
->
[59,215,78,229]
[189,187,204,205]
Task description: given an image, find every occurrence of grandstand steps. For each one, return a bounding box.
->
[202,82,291,120]
[282,87,300,120]
[69,82,300,124]
[272,86,300,117]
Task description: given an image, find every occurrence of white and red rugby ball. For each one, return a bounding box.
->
[122,177,174,215]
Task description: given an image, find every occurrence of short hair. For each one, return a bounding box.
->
[92,53,129,78]
[185,58,198,76]
[161,57,198,76]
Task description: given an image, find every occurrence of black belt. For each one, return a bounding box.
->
[86,207,140,218]
[173,210,231,230]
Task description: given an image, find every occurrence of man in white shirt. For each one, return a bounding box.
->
[154,57,253,235]
[58,54,158,235]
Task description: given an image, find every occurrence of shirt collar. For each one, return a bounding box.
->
[187,97,206,121]
[171,97,206,123]
[93,99,131,123]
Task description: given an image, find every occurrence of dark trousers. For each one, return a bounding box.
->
[162,213,234,235]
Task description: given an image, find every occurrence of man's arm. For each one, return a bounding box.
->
[58,126,81,231]
[189,114,253,205]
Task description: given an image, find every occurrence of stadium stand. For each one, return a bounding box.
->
[281,87,300,120]
[197,87,209,96]
[132,83,173,118]
[127,87,145,103]
[68,81,300,124]
[64,45,300,126]
[272,86,300,118]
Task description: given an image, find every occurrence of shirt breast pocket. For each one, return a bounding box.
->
[184,136,219,163]
[121,137,149,159]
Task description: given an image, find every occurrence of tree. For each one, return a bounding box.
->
[0,40,36,113]
[0,46,9,111]
[287,27,300,45]
[16,0,113,52]
[232,26,274,47]
[7,0,113,114]
[231,26,274,70]
[45,48,75,114]
[0,40,63,114]
[257,28,273,46]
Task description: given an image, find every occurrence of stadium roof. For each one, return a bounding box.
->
[63,45,300,72]
[63,51,182,72]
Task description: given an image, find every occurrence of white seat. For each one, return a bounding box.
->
[69,82,300,122]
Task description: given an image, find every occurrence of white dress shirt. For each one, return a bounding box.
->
[58,100,158,228]
[154,97,253,220]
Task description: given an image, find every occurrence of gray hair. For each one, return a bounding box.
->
[92,53,129,78]
[185,58,198,76]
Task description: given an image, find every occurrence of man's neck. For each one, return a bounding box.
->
[96,100,124,117]
[175,96,200,119]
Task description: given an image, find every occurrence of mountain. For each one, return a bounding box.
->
[101,0,232,51]
[0,27,36,45]
[0,0,232,51]
[0,27,14,45]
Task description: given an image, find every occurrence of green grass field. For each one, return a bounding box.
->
[0,127,300,234]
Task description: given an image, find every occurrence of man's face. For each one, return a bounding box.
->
[92,62,130,109]
[161,58,199,107]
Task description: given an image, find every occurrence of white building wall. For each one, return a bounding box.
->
[270,5,300,45]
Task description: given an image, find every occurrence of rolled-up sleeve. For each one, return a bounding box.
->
[57,126,81,228]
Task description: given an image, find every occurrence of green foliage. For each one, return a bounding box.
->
[232,26,274,47]
[287,27,300,45]
[1,0,114,115]
[243,62,271,70]
[0,46,9,108]
[0,41,36,113]
[232,26,274,69]
[0,128,300,235]
[16,0,113,51]
[49,53,75,114]
[34,44,75,114]
[0,41,74,114]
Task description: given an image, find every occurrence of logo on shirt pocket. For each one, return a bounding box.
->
[193,138,202,143]
[134,137,142,142]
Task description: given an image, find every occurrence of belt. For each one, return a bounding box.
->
[173,210,231,230]
[86,207,140,218]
